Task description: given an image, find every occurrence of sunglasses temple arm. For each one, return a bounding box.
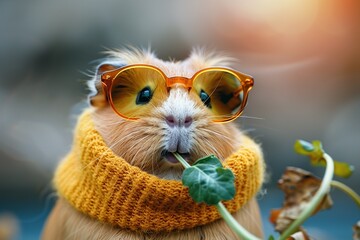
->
[233,87,244,97]
[233,80,253,97]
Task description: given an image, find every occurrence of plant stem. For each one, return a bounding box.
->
[278,153,335,240]
[216,202,261,240]
[172,152,191,168]
[330,180,360,207]
[172,152,261,240]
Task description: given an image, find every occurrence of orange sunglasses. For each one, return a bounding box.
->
[101,64,254,122]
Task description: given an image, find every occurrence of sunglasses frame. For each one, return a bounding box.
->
[101,64,254,123]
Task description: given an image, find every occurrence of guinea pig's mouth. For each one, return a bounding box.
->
[161,150,190,164]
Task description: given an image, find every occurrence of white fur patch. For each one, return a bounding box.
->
[158,87,201,153]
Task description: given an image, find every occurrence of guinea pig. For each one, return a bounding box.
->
[42,48,264,240]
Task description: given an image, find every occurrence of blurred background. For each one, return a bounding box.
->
[0,0,359,239]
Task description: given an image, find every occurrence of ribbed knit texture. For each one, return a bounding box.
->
[54,110,264,232]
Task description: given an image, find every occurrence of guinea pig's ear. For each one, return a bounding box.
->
[88,62,125,107]
[97,63,120,74]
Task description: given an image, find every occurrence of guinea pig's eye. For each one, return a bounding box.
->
[136,86,153,105]
[199,89,211,108]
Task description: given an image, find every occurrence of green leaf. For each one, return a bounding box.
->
[268,235,275,240]
[194,154,223,168]
[182,155,235,205]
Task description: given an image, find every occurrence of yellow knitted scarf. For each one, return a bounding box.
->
[54,110,264,232]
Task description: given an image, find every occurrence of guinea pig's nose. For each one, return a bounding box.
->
[165,115,193,128]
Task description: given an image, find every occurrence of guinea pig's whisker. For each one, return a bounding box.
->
[124,135,151,156]
[200,128,234,143]
[239,115,264,120]
[111,130,144,146]
[207,114,264,121]
[131,136,158,156]
[193,138,220,158]
[80,150,110,172]
[241,128,256,134]
[206,81,222,100]
[130,136,160,171]
[203,139,221,157]
[199,131,233,149]
[208,115,232,119]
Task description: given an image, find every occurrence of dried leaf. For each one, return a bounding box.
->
[287,229,310,240]
[354,221,360,240]
[269,167,333,233]
[269,209,281,225]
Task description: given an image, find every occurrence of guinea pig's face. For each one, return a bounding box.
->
[90,49,244,179]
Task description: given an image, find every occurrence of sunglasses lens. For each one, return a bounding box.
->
[110,67,166,119]
[193,70,245,121]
